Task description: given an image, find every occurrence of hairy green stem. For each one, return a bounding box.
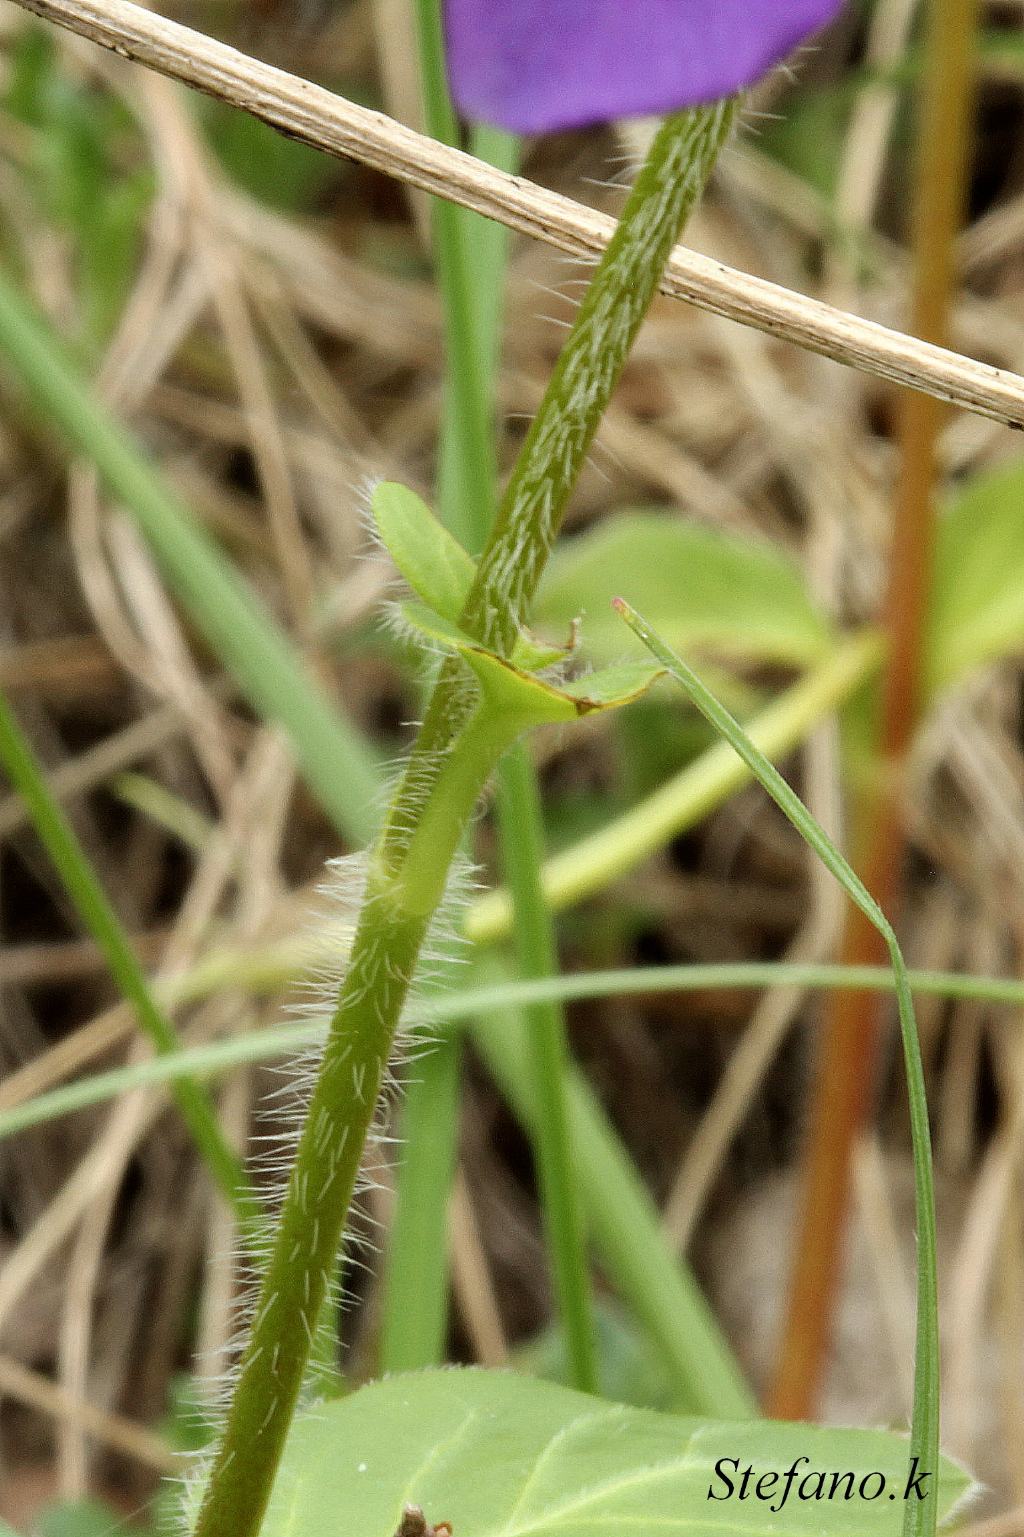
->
[378,101,737,878]
[192,102,734,1537]
[381,105,517,1367]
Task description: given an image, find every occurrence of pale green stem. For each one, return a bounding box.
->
[380,1031,460,1371]
[498,745,597,1392]
[412,0,595,1382]
[191,104,736,1537]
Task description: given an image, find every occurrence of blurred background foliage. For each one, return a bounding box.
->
[3,0,1024,1532]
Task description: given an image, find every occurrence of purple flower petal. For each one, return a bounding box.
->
[444,0,845,134]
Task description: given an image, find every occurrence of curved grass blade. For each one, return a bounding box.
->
[0,686,258,1233]
[0,269,379,845]
[613,599,940,1537]
[6,960,1024,1142]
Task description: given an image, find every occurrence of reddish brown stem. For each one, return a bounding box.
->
[769,0,978,1421]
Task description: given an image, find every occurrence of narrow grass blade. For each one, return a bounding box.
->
[380,1035,461,1371]
[381,2,516,1372]
[468,954,755,1420]
[0,685,257,1231]
[614,599,939,1537]
[6,959,1024,1142]
[0,269,379,846]
[413,0,596,1384]
[497,744,596,1391]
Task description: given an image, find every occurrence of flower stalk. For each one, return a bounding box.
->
[191,98,735,1537]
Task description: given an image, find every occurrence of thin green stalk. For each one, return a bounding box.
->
[0,686,257,1233]
[192,104,735,1537]
[408,4,596,1388]
[617,601,939,1537]
[382,28,519,1372]
[380,1033,460,1370]
[10,957,1024,1140]
[412,0,496,557]
[437,120,518,543]
[0,269,379,846]
[775,0,979,1421]
[497,745,596,1391]
[468,955,753,1419]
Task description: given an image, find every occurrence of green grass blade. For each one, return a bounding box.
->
[615,600,939,1537]
[0,685,257,1232]
[7,959,1022,1144]
[0,268,379,846]
[497,744,597,1392]
[411,0,597,1385]
[382,3,515,1371]
[380,1035,461,1371]
[403,6,596,1392]
[412,0,497,560]
[468,955,755,1420]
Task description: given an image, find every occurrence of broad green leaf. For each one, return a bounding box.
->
[927,460,1024,694]
[536,514,832,668]
[258,1369,972,1537]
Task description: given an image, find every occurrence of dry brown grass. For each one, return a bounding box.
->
[2,0,1024,1525]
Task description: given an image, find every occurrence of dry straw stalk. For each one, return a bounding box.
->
[9,0,1024,429]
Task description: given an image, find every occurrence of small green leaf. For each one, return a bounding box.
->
[536,514,832,668]
[927,460,1024,694]
[461,649,586,728]
[373,481,477,624]
[379,488,571,670]
[398,602,658,727]
[257,1369,973,1537]
[398,598,477,652]
[463,650,662,731]
[560,661,665,709]
[511,627,574,671]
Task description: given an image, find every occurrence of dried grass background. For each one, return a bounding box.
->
[1,0,1024,1530]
